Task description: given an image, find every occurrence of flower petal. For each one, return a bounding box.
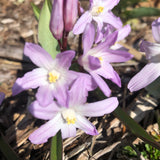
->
[69,73,97,106]
[53,70,78,107]
[102,11,122,29]
[61,124,76,139]
[73,11,92,34]
[140,41,160,62]
[95,63,121,87]
[53,83,69,108]
[29,113,62,144]
[88,55,101,70]
[75,114,98,135]
[93,16,103,32]
[36,85,54,107]
[103,0,120,10]
[152,17,160,43]
[128,63,160,92]
[82,23,95,54]
[24,43,54,70]
[76,97,118,117]
[90,72,111,97]
[89,31,118,53]
[101,49,133,63]
[116,24,131,41]
[28,100,59,120]
[12,68,48,96]
[56,50,75,69]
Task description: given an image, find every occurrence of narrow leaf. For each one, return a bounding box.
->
[113,106,160,150]
[145,76,160,98]
[124,7,160,19]
[31,2,40,21]
[50,131,62,160]
[0,132,19,160]
[38,0,59,59]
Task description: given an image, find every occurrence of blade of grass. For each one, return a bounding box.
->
[0,131,19,160]
[113,106,160,150]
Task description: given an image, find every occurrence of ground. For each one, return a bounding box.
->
[0,0,160,159]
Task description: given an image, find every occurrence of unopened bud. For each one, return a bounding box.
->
[64,0,78,32]
[50,0,64,40]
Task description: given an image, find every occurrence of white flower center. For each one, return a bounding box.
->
[91,6,104,16]
[48,70,60,83]
[62,109,76,125]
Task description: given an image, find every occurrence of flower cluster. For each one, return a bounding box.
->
[13,0,133,144]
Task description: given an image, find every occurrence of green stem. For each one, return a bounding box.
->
[50,131,63,160]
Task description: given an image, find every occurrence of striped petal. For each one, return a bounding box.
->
[76,97,118,117]
[24,43,54,70]
[74,114,98,135]
[128,63,160,92]
[29,113,62,144]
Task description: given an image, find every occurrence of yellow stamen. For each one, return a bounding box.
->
[91,6,104,16]
[97,6,104,14]
[98,57,103,62]
[66,117,76,125]
[48,72,59,83]
[62,109,76,125]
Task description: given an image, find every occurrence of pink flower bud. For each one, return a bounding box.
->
[64,0,78,32]
[50,0,64,40]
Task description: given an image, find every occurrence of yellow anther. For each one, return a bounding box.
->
[98,57,103,62]
[62,109,76,125]
[91,6,104,16]
[48,72,59,83]
[66,117,76,125]
[97,6,104,14]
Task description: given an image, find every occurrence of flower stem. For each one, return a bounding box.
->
[50,131,63,160]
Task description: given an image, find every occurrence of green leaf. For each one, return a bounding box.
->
[50,131,62,160]
[124,7,160,19]
[31,2,40,21]
[145,76,160,98]
[113,106,160,150]
[38,0,59,59]
[0,132,19,160]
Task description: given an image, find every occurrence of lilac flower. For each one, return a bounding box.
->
[64,0,78,32]
[128,18,160,92]
[78,23,133,97]
[0,92,5,105]
[28,78,118,144]
[73,0,122,35]
[12,42,78,106]
[50,0,64,40]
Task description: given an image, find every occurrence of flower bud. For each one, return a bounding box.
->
[50,0,64,40]
[64,0,78,32]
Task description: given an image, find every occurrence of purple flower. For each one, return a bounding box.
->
[12,42,77,106]
[128,18,160,92]
[28,78,118,144]
[64,0,78,32]
[50,0,64,40]
[0,92,5,105]
[73,0,122,35]
[79,23,133,97]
